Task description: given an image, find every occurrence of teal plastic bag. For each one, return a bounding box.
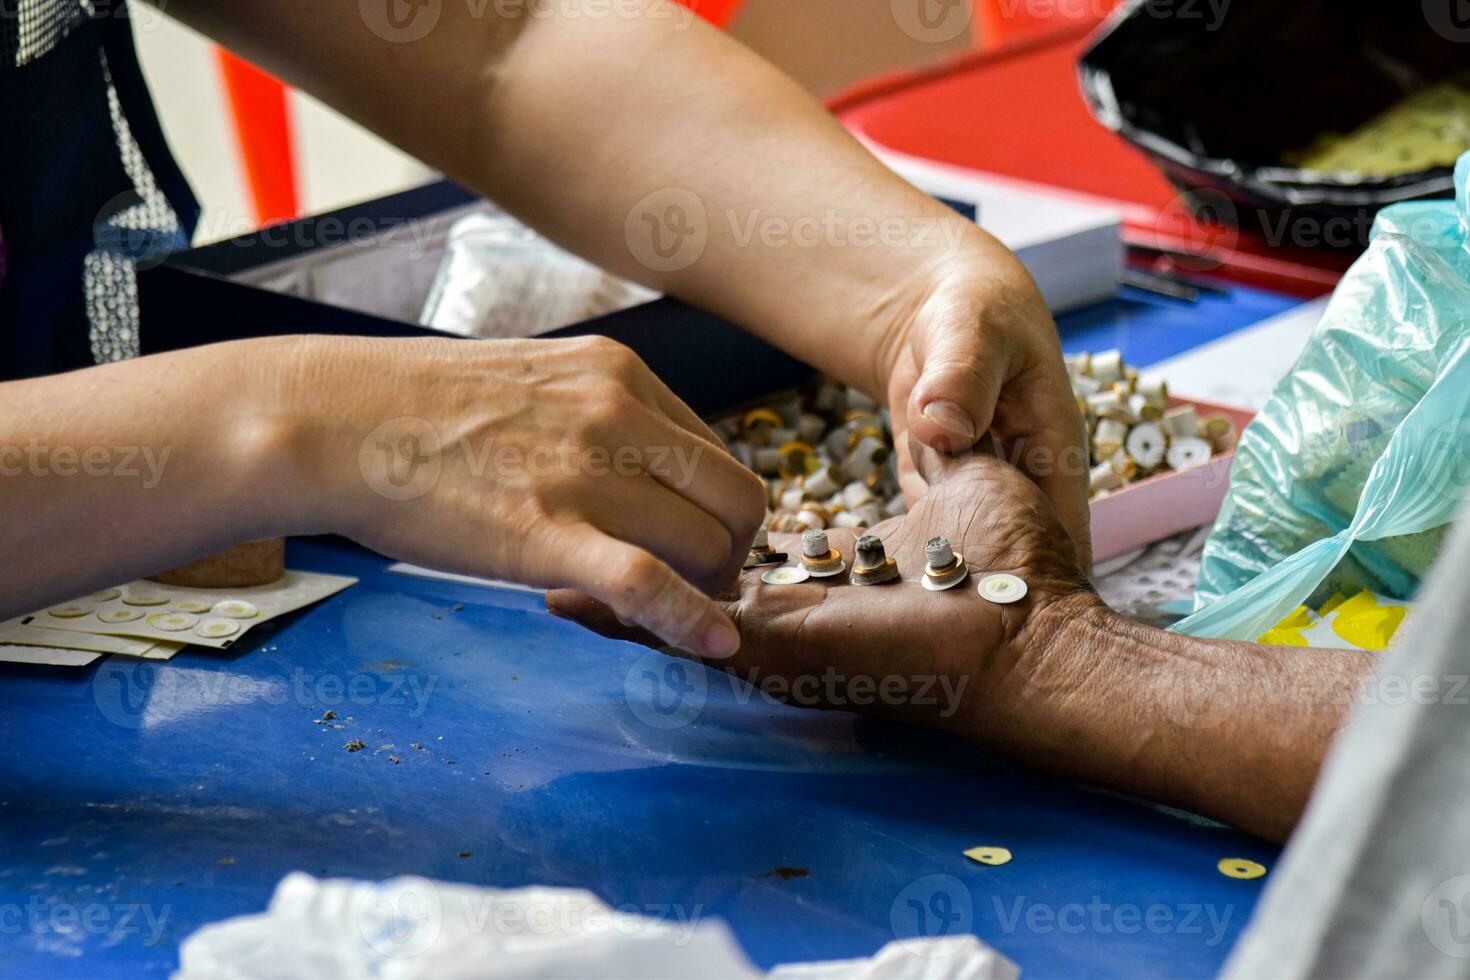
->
[1173,153,1470,641]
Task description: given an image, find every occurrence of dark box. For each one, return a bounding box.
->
[138,180,818,418]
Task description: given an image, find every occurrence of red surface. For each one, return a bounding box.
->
[831,26,1353,296]
[676,0,743,28]
[973,0,1122,50]
[217,50,299,226]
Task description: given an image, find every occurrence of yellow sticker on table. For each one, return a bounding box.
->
[1218,858,1266,880]
[1330,590,1407,651]
[1258,590,1409,651]
[964,846,1012,867]
[1258,605,1313,647]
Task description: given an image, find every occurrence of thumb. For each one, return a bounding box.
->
[910,432,997,488]
[905,318,1009,456]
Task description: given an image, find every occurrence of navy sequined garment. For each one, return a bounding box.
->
[0,0,199,379]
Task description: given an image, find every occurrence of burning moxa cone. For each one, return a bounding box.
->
[849,534,900,586]
[921,536,969,592]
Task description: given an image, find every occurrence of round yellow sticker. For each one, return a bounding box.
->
[964,846,1013,867]
[1217,858,1266,880]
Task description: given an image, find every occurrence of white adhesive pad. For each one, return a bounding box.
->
[18,570,357,649]
[978,574,1028,604]
[761,567,811,586]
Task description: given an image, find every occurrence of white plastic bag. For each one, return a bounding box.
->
[419,212,655,339]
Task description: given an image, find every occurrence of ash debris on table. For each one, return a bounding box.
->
[432,603,467,620]
[343,739,366,753]
[399,741,455,765]
[759,867,809,881]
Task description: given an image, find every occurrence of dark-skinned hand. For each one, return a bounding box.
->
[547,443,1095,739]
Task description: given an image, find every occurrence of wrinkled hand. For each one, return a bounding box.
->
[882,264,1093,570]
[548,444,1092,736]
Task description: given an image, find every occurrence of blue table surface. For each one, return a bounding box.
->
[0,284,1302,979]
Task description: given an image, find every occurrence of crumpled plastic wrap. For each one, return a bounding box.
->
[420,211,656,339]
[174,873,1018,980]
[1174,152,1470,641]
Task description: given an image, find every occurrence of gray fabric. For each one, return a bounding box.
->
[1222,509,1470,978]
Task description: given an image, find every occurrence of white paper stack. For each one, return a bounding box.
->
[864,142,1123,314]
[1141,297,1329,411]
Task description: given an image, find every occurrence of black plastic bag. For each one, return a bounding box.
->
[1079,0,1467,250]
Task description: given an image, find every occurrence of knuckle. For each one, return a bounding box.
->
[934,353,996,391]
[607,550,667,610]
[589,336,642,375]
[733,469,768,531]
[586,382,642,430]
[698,526,735,578]
[573,334,618,355]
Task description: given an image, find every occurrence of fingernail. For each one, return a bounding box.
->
[703,619,740,659]
[922,400,976,444]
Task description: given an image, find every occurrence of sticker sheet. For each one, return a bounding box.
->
[0,645,101,668]
[17,571,357,650]
[0,621,166,657]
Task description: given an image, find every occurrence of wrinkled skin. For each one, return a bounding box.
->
[548,445,1093,737]
[551,443,1379,845]
[883,270,1094,573]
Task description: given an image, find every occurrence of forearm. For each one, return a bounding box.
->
[983,594,1374,842]
[0,339,312,618]
[159,0,1023,395]
[478,3,1017,392]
